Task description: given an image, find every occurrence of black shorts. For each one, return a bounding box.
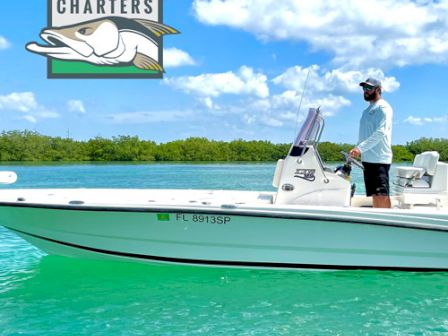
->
[362,162,390,197]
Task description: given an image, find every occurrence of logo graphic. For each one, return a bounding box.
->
[26,0,179,78]
[157,213,170,221]
[294,169,316,182]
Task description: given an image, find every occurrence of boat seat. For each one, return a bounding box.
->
[272,159,284,188]
[396,166,425,179]
[395,151,439,188]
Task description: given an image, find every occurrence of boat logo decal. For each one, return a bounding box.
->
[294,169,316,182]
[26,0,179,79]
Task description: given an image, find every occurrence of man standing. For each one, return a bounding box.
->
[350,78,393,208]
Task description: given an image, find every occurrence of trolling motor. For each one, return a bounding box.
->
[335,151,364,197]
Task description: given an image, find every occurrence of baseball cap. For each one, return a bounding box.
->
[359,78,382,88]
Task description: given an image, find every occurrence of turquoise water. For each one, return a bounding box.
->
[1,163,447,335]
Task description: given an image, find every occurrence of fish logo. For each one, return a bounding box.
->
[27,0,179,79]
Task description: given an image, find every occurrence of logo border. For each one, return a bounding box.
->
[46,0,164,79]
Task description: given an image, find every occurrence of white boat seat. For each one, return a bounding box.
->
[395,151,440,188]
[395,176,430,188]
[396,166,425,179]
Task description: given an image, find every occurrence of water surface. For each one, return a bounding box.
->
[0,163,446,335]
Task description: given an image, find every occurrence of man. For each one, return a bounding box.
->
[349,78,393,208]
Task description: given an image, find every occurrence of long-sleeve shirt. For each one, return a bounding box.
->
[356,98,393,164]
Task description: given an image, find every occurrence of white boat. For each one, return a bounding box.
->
[0,108,447,271]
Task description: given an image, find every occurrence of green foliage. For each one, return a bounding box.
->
[86,136,157,161]
[392,145,413,162]
[228,139,286,161]
[0,130,445,162]
[155,138,288,161]
[406,138,448,162]
[318,142,346,161]
[0,131,85,161]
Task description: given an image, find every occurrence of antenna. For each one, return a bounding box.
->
[292,67,312,142]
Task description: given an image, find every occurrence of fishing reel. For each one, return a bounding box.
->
[335,151,364,197]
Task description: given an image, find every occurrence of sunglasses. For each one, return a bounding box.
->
[362,85,376,91]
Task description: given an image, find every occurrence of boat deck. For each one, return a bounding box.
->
[0,189,446,215]
[0,189,276,208]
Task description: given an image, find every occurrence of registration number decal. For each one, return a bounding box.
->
[175,213,231,225]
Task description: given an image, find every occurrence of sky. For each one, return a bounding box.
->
[0,0,447,145]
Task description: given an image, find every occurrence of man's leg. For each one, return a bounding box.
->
[363,162,391,208]
[372,163,391,208]
[372,195,391,208]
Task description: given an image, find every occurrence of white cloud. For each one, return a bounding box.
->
[0,92,59,122]
[0,92,38,112]
[0,36,10,50]
[404,116,424,126]
[198,97,221,110]
[108,110,194,124]
[68,99,86,114]
[246,67,355,124]
[433,116,448,123]
[164,48,196,68]
[273,65,400,93]
[243,114,256,125]
[193,0,448,68]
[404,115,448,126]
[165,64,366,129]
[165,61,412,131]
[22,115,37,124]
[164,66,269,98]
[260,116,283,128]
[242,91,351,127]
[310,95,352,117]
[36,110,59,119]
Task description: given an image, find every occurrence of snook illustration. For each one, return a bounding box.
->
[26,17,179,73]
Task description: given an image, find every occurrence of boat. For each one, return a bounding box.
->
[0,108,447,271]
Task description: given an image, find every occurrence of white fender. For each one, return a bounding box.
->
[0,171,17,184]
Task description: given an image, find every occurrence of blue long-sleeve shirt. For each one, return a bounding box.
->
[356,98,393,164]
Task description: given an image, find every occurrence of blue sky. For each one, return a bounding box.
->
[0,0,447,145]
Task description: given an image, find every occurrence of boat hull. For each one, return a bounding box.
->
[2,203,448,271]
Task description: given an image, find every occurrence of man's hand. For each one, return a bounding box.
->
[349,147,361,158]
